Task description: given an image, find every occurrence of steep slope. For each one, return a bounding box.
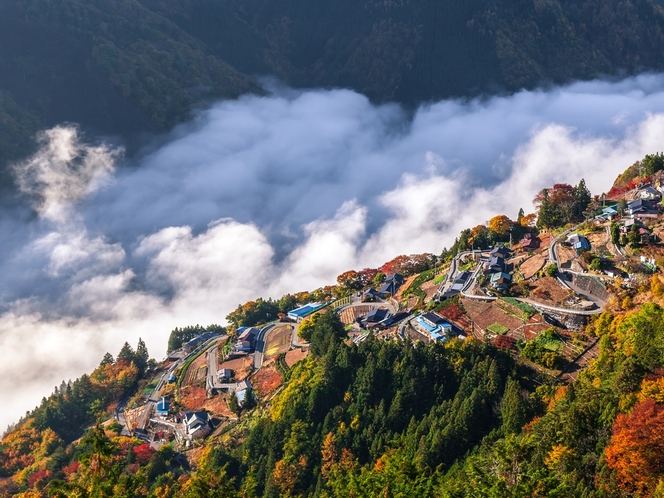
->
[3,0,664,175]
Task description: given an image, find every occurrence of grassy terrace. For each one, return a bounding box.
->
[499,297,537,320]
[487,323,509,335]
[402,268,437,301]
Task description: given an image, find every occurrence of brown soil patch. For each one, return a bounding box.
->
[339,305,376,325]
[538,232,552,249]
[523,323,552,340]
[264,325,293,361]
[461,299,524,334]
[557,245,577,269]
[530,277,573,305]
[420,279,439,302]
[179,386,207,411]
[285,348,309,367]
[394,275,418,300]
[218,355,254,381]
[520,254,546,279]
[406,323,430,343]
[587,230,610,256]
[404,296,419,310]
[252,365,283,398]
[182,353,208,388]
[203,393,234,417]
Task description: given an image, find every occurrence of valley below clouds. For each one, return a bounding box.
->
[3,74,664,429]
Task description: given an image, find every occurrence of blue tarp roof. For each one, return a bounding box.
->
[417,316,451,340]
[157,397,169,413]
[288,302,325,318]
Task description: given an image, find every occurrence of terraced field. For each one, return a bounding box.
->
[339,305,375,325]
[461,299,524,335]
[264,325,292,361]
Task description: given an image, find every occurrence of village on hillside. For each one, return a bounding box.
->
[117,159,664,450]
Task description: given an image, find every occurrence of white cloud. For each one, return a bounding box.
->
[4,75,664,429]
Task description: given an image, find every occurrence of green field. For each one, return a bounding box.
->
[486,323,509,335]
[538,336,564,352]
[434,275,446,285]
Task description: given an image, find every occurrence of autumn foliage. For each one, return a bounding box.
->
[605,399,664,496]
[379,253,436,276]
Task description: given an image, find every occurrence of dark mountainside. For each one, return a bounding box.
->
[3,0,664,178]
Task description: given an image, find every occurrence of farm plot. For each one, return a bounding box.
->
[420,279,439,302]
[252,365,283,399]
[530,277,573,305]
[461,299,524,335]
[182,353,208,388]
[520,254,546,279]
[264,325,293,361]
[339,305,375,325]
[218,355,254,381]
[394,275,418,300]
[285,348,309,367]
[180,386,207,411]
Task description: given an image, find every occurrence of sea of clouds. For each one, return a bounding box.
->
[2,74,664,429]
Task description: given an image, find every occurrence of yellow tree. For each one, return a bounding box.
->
[488,215,514,237]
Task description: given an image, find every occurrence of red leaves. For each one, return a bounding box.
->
[134,443,156,466]
[605,399,664,496]
[438,303,464,321]
[379,254,435,276]
[27,468,50,488]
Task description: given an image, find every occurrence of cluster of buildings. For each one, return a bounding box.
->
[362,273,405,301]
[441,271,470,299]
[153,378,255,442]
[154,397,212,440]
[483,247,512,293]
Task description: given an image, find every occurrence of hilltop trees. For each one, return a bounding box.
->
[379,253,436,276]
[488,215,514,238]
[167,324,225,353]
[642,153,664,176]
[535,180,593,229]
[226,298,280,328]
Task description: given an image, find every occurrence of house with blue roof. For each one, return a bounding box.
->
[417,312,452,341]
[287,302,326,321]
[596,205,618,220]
[156,397,170,417]
[490,272,512,292]
[567,233,591,254]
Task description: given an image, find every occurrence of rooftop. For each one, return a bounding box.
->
[287,302,325,318]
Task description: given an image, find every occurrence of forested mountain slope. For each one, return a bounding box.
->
[3,0,664,174]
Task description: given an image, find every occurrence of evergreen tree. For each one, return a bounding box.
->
[610,222,620,245]
[537,189,555,229]
[628,224,640,247]
[229,392,240,417]
[100,352,115,366]
[500,378,528,435]
[243,388,257,410]
[574,179,592,217]
[135,338,149,373]
[117,342,135,364]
